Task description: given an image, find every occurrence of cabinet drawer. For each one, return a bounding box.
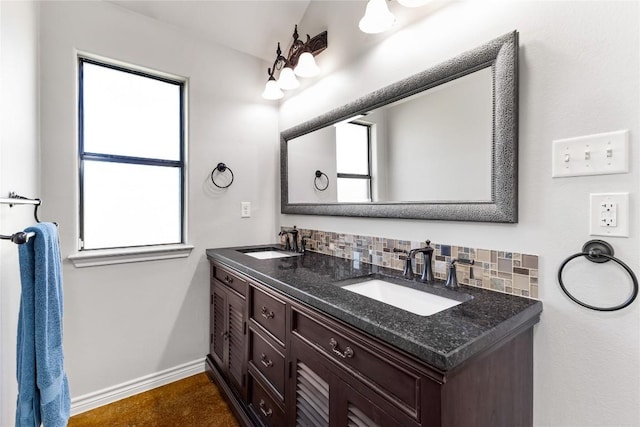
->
[292,308,421,420]
[213,264,247,298]
[249,328,285,399]
[250,287,286,343]
[248,373,285,427]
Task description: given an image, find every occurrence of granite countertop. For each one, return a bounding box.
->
[206,245,543,372]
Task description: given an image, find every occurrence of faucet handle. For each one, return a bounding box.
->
[445,259,459,289]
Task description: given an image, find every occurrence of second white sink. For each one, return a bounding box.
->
[342,279,464,316]
[244,250,298,260]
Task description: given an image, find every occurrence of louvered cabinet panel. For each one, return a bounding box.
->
[335,379,410,427]
[296,362,329,427]
[209,265,248,401]
[227,290,246,396]
[211,286,227,369]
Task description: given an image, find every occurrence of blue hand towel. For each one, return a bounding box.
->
[16,222,70,427]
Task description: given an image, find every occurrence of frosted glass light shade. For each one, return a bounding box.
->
[359,0,395,34]
[277,67,300,90]
[294,52,320,77]
[262,78,284,100]
[398,0,430,7]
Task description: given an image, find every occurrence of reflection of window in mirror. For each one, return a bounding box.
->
[335,122,372,202]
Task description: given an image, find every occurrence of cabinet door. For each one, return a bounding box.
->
[289,338,333,427]
[211,284,227,369]
[210,282,247,399]
[226,289,246,397]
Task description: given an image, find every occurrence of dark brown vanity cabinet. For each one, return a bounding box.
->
[209,264,248,400]
[207,260,536,427]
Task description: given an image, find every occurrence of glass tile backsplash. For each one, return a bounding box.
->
[284,228,539,299]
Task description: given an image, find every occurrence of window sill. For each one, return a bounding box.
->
[68,244,194,268]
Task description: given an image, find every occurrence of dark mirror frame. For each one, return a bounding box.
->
[281,31,518,223]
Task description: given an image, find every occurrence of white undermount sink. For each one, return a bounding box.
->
[342,279,465,316]
[241,248,301,259]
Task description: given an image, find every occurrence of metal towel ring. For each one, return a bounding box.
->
[210,163,234,189]
[314,170,329,191]
[558,240,638,311]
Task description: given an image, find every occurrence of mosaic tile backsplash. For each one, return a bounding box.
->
[281,227,539,299]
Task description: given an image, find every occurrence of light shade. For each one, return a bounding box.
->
[359,0,395,34]
[277,67,300,90]
[294,52,321,78]
[397,0,431,7]
[262,78,284,100]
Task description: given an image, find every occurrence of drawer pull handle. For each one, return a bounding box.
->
[259,399,273,417]
[224,275,234,284]
[260,306,275,319]
[260,353,273,368]
[329,338,354,359]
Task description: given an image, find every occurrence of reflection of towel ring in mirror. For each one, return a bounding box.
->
[314,170,329,191]
[210,163,234,189]
[558,240,638,311]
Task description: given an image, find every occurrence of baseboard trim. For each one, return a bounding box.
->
[70,358,205,416]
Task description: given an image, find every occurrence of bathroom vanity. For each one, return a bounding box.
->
[206,245,542,427]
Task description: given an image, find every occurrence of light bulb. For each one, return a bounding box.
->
[277,67,300,90]
[262,78,284,100]
[294,52,320,78]
[359,0,395,34]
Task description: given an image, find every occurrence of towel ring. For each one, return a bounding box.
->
[314,170,329,191]
[210,163,234,189]
[558,240,638,311]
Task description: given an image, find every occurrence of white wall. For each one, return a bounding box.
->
[38,1,278,401]
[0,1,40,424]
[282,2,639,426]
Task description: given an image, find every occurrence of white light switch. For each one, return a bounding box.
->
[241,202,251,218]
[552,130,629,178]
[590,193,629,237]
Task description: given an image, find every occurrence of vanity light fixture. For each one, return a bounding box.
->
[261,25,328,100]
[359,0,432,34]
[359,0,396,34]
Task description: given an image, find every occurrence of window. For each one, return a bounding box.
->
[335,122,372,202]
[78,57,185,251]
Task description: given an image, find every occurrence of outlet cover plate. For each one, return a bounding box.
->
[589,193,629,237]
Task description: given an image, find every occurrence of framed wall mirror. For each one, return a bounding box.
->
[281,31,518,223]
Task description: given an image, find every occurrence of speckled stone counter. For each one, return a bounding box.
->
[206,245,542,371]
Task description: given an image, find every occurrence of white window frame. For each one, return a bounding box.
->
[69,55,192,267]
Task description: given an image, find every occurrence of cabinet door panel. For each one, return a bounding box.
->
[211,285,226,369]
[227,290,246,396]
[289,339,331,427]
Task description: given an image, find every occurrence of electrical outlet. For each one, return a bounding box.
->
[590,193,629,237]
[241,202,251,218]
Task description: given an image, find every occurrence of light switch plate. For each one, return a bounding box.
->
[589,193,629,237]
[552,130,629,178]
[241,202,251,218]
